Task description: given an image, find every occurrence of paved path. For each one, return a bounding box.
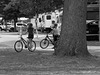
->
[0,33,46,42]
[0,33,54,52]
[1,32,100,56]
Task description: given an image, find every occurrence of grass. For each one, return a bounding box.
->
[0,36,100,74]
[0,48,100,74]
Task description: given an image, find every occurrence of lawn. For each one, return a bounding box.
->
[0,48,100,75]
[0,39,100,74]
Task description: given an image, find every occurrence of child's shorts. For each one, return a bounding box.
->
[53,35,60,42]
[27,34,34,39]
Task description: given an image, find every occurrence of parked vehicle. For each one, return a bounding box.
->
[0,23,12,31]
[16,22,27,32]
[86,20,99,41]
[7,23,14,32]
[0,23,4,31]
[9,22,27,32]
[86,20,99,34]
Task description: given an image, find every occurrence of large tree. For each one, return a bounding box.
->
[55,0,90,56]
[17,0,90,56]
[3,0,31,31]
[3,0,63,31]
[0,0,10,14]
[3,0,91,56]
[10,0,63,16]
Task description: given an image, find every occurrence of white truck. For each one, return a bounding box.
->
[0,23,10,31]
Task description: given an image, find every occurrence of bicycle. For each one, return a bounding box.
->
[40,34,59,49]
[14,36,36,52]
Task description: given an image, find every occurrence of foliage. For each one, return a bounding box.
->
[15,0,64,14]
[3,0,64,20]
[3,0,28,20]
[0,0,10,15]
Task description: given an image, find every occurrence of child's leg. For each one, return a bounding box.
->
[54,35,58,48]
[27,38,29,47]
[28,39,32,49]
[53,35,56,43]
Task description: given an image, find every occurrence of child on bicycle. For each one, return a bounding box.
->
[51,23,60,48]
[26,23,35,48]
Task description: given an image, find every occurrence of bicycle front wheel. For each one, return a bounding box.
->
[14,40,23,52]
[28,40,36,52]
[40,39,49,49]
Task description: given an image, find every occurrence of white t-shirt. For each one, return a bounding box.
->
[52,28,60,35]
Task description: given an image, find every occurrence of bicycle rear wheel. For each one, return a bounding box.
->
[28,40,36,52]
[14,40,23,52]
[40,39,49,49]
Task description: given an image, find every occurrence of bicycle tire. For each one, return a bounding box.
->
[28,40,36,52]
[14,40,23,52]
[40,39,49,49]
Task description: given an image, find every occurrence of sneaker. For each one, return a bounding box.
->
[25,45,27,48]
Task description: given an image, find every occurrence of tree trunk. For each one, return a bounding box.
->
[55,0,90,56]
[5,20,7,32]
[35,14,39,38]
[14,17,17,32]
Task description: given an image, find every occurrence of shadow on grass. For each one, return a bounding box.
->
[0,48,100,75]
[87,41,100,46]
[0,49,100,73]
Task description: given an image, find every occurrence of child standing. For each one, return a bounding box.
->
[52,24,60,48]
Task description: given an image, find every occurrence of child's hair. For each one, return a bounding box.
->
[27,23,33,28]
[54,24,57,28]
[52,20,55,24]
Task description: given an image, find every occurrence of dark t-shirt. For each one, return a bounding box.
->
[28,27,34,34]
[28,27,34,39]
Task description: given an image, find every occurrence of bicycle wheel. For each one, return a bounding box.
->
[28,40,36,52]
[40,39,49,49]
[14,40,23,52]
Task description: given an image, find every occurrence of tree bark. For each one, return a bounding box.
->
[55,0,90,56]
[14,17,17,32]
[5,20,7,32]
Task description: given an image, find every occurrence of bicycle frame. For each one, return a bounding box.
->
[20,37,27,46]
[45,34,54,45]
